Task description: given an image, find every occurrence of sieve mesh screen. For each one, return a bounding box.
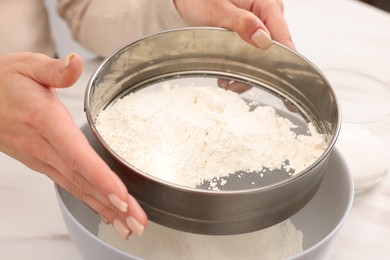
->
[106,74,323,191]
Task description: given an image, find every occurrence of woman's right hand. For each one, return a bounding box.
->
[0,52,147,239]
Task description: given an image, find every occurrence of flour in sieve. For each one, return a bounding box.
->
[95,84,327,188]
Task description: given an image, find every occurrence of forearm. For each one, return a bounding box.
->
[58,0,186,57]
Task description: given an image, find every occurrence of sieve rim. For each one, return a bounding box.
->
[84,27,341,235]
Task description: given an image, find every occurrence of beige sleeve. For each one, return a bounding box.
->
[58,0,187,58]
[0,0,55,57]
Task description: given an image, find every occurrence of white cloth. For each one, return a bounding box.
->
[0,0,186,58]
[0,0,55,56]
[58,0,186,57]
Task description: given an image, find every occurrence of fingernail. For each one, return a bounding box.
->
[219,81,229,89]
[60,53,76,73]
[108,194,128,213]
[113,219,130,239]
[126,216,145,237]
[250,29,273,50]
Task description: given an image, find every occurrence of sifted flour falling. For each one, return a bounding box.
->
[98,219,303,260]
[95,84,326,188]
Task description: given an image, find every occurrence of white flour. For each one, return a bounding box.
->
[98,219,303,260]
[95,84,326,188]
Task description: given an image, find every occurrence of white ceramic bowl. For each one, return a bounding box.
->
[55,124,353,260]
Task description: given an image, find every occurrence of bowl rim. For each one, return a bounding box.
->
[55,146,353,259]
[289,147,354,259]
[55,185,135,258]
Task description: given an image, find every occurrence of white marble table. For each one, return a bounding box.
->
[1,0,389,259]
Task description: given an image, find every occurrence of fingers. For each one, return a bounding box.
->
[217,78,252,93]
[256,1,295,49]
[20,52,83,89]
[3,127,112,212]
[125,194,148,236]
[14,128,147,239]
[57,53,84,88]
[225,0,294,50]
[51,149,147,238]
[36,108,147,235]
[175,0,294,50]
[47,119,128,204]
[212,2,271,49]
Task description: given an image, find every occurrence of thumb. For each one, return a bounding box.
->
[57,53,84,88]
[26,52,83,89]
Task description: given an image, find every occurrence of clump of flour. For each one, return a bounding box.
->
[98,219,303,260]
[95,84,326,188]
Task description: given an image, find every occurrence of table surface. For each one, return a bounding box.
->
[1,0,390,259]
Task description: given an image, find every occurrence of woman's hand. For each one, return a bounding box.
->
[174,0,294,50]
[0,52,147,239]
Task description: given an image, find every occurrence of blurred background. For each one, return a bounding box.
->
[45,0,95,60]
[44,0,389,61]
